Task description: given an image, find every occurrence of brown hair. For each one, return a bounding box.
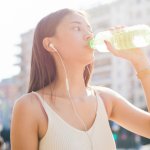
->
[27,8,94,95]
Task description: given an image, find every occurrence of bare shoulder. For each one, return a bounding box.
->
[11,93,40,150]
[13,93,33,106]
[92,85,122,101]
[11,92,40,133]
[12,92,40,118]
[92,85,120,97]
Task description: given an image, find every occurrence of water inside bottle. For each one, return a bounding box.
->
[111,29,150,50]
[89,25,150,52]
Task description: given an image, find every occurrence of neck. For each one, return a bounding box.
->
[47,59,92,100]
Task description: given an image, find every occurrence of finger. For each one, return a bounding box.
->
[108,27,115,31]
[104,40,119,55]
[108,25,126,33]
[108,25,124,30]
[115,25,126,29]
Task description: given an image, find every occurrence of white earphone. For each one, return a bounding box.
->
[49,41,93,148]
[49,43,57,52]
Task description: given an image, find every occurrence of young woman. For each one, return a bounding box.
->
[10,8,150,150]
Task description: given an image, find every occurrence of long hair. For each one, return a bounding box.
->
[27,8,94,95]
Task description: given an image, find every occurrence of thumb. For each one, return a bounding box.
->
[104,40,119,55]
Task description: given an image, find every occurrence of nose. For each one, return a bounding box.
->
[83,30,94,41]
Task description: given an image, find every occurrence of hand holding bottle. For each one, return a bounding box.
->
[89,24,150,53]
[104,26,150,71]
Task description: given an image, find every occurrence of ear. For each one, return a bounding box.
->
[42,37,55,53]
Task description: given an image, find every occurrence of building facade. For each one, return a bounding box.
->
[16,0,150,107]
[86,0,150,108]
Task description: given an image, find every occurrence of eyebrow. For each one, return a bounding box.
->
[70,21,91,29]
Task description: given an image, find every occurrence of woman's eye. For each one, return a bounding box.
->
[73,26,81,31]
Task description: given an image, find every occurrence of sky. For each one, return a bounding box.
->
[0,0,115,82]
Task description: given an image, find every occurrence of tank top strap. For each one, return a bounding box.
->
[90,86,109,119]
[31,91,48,120]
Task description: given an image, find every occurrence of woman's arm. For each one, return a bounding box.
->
[97,86,150,139]
[10,94,39,150]
[104,29,150,102]
[97,38,150,138]
[132,56,150,112]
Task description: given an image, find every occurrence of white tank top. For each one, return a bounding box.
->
[32,88,116,150]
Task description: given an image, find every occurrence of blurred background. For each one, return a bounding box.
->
[0,0,150,149]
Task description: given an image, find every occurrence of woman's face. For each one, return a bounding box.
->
[52,12,94,66]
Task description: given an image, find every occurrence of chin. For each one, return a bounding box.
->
[89,57,95,64]
[85,46,94,52]
[86,55,95,65]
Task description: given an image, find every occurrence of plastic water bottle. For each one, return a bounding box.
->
[89,24,150,52]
